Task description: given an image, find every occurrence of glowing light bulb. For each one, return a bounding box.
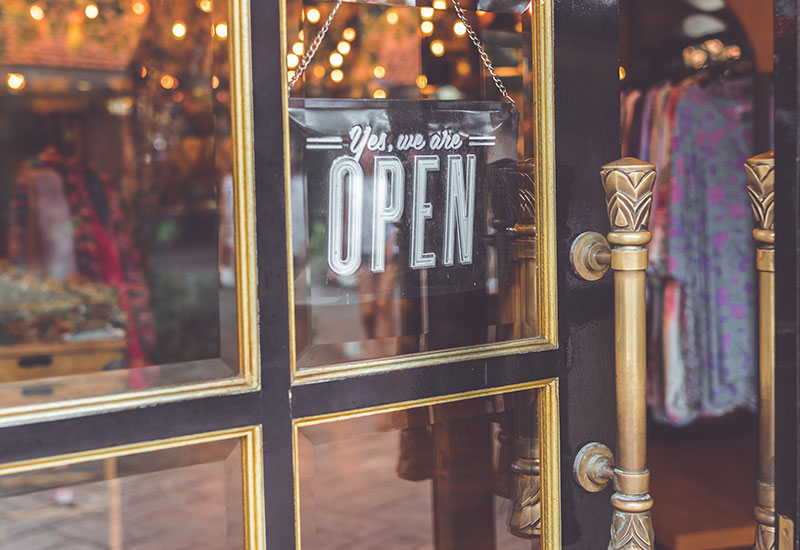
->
[292,42,304,55]
[342,27,356,41]
[373,89,387,99]
[215,22,228,38]
[287,70,296,81]
[420,6,434,18]
[212,75,220,89]
[329,52,343,67]
[420,21,434,35]
[337,41,351,55]
[29,4,45,20]
[6,73,25,90]
[619,65,626,81]
[172,21,187,39]
[331,69,344,82]
[306,8,320,23]
[430,40,445,56]
[132,0,147,14]
[287,53,299,68]
[386,10,399,24]
[373,65,386,78]
[416,75,428,89]
[140,66,147,78]
[160,74,177,89]
[313,65,326,78]
[433,0,446,9]
[298,30,305,41]
[456,60,470,75]
[454,21,466,36]
[198,0,213,12]
[84,3,99,19]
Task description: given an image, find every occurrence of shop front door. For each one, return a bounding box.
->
[0,0,651,549]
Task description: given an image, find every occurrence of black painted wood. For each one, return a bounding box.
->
[775,0,800,546]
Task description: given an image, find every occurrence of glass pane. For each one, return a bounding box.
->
[0,0,240,405]
[0,439,244,549]
[287,2,540,370]
[298,388,543,549]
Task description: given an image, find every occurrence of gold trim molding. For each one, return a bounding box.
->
[283,0,558,385]
[0,0,260,426]
[0,426,266,549]
[292,378,561,549]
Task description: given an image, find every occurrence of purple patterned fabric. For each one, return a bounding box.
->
[664,76,757,421]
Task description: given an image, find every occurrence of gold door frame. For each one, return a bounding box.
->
[280,0,558,385]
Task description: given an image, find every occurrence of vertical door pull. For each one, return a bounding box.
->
[570,157,656,550]
[745,151,776,550]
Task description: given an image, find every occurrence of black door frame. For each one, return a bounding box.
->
[0,0,622,548]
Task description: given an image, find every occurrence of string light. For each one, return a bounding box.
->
[619,65,626,81]
[342,27,356,41]
[373,89,387,99]
[212,75,220,89]
[6,73,25,90]
[430,40,445,56]
[292,42,304,55]
[329,52,343,67]
[306,8,320,23]
[84,3,99,19]
[420,21,434,35]
[313,65,326,78]
[29,4,45,20]
[337,41,351,55]
[215,22,228,38]
[160,74,177,89]
[140,66,147,78]
[131,0,147,14]
[287,70,296,81]
[453,21,466,35]
[298,30,305,41]
[287,53,299,68]
[373,65,386,78]
[172,21,187,39]
[331,69,344,82]
[420,6,434,18]
[433,0,446,9]
[198,0,213,12]
[416,75,428,89]
[386,9,399,24]
[456,60,470,75]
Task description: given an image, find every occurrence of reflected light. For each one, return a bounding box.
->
[306,8,320,23]
[132,0,147,14]
[386,10,399,25]
[198,0,213,12]
[420,21,434,35]
[331,69,344,82]
[343,27,356,41]
[84,3,99,18]
[172,21,187,39]
[292,42,304,55]
[313,65,326,78]
[420,6,434,18]
[140,66,147,78]
[416,75,428,89]
[299,29,305,41]
[29,4,45,20]
[430,40,445,56]
[287,53,300,68]
[373,65,386,78]
[329,52,343,67]
[337,41,351,55]
[619,65,626,81]
[453,21,466,36]
[6,73,25,90]
[433,0,446,9]
[160,74,177,89]
[215,22,228,38]
[373,89,387,99]
[212,75,220,89]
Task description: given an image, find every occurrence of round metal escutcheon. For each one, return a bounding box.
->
[569,231,611,281]
[573,442,615,493]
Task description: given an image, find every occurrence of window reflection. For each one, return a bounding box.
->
[0,0,238,404]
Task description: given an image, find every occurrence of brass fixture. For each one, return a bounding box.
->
[745,151,776,550]
[571,157,656,550]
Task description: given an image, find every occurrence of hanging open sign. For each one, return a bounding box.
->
[289,98,519,298]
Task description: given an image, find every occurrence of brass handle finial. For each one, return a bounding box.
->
[572,157,656,550]
[745,151,776,550]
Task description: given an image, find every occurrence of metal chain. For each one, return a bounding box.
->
[289,0,515,105]
[449,0,515,105]
[287,0,344,91]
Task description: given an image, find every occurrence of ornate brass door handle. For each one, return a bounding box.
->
[745,151,776,550]
[570,157,656,550]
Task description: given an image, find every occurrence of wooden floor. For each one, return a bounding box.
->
[649,416,757,550]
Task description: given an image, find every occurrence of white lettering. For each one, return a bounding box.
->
[411,155,438,269]
[371,156,405,272]
[327,156,364,276]
[443,154,476,266]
